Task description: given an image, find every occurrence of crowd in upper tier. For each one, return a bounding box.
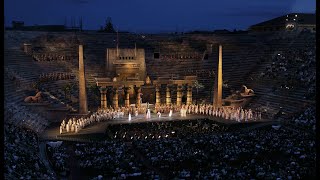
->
[260,44,316,100]
[39,72,75,82]
[32,53,75,61]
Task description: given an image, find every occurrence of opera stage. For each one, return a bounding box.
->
[41,112,273,141]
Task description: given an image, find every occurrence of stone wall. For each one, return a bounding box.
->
[105,48,146,81]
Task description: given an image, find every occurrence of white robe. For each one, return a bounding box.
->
[128,113,132,121]
[146,109,151,119]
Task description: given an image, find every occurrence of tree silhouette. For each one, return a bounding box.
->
[104,17,115,33]
[193,80,204,104]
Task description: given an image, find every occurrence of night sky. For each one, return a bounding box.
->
[4,0,315,33]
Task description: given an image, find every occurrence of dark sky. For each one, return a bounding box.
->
[4,0,315,33]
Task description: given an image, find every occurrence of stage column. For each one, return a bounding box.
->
[176,85,182,106]
[155,85,161,106]
[217,44,223,107]
[78,45,88,114]
[113,87,119,109]
[166,85,171,105]
[124,87,130,108]
[136,86,141,108]
[187,85,192,105]
[100,87,107,109]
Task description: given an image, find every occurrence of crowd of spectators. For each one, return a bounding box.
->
[39,72,75,82]
[74,141,158,179]
[4,123,55,179]
[46,142,70,176]
[32,53,75,61]
[133,125,316,179]
[290,106,316,133]
[5,67,22,88]
[259,41,315,100]
[5,102,49,133]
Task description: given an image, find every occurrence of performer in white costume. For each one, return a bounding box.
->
[128,113,132,121]
[169,109,173,117]
[146,109,151,119]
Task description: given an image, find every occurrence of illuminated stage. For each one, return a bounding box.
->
[41,112,273,141]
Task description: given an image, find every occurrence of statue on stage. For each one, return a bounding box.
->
[241,85,254,95]
[24,90,43,103]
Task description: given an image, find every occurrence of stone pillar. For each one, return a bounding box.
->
[78,45,88,114]
[176,85,182,106]
[213,71,218,106]
[155,85,161,106]
[124,87,130,108]
[100,87,107,109]
[217,44,223,107]
[113,87,119,109]
[166,86,171,105]
[136,86,141,108]
[187,85,192,105]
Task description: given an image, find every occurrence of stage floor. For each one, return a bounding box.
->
[41,112,272,140]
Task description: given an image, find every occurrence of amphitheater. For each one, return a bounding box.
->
[4,22,316,179]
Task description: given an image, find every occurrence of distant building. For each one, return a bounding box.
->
[8,21,68,31]
[12,21,24,29]
[249,13,316,33]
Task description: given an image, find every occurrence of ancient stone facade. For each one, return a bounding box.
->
[105,48,146,81]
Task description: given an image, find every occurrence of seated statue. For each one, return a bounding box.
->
[241,85,254,95]
[24,90,43,103]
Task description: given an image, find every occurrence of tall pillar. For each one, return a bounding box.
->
[113,87,119,109]
[176,85,182,106]
[187,85,192,105]
[217,44,223,107]
[213,71,218,106]
[124,87,130,108]
[166,85,171,105]
[100,87,107,109]
[155,85,161,106]
[136,86,141,108]
[78,45,88,114]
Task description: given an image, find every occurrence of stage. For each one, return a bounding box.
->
[41,112,273,140]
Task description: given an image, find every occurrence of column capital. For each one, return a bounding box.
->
[99,87,107,93]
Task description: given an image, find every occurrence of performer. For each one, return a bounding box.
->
[146,108,151,119]
[135,109,138,117]
[157,111,161,118]
[169,109,173,117]
[128,113,132,121]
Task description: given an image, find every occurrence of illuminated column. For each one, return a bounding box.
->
[217,44,223,107]
[100,87,107,109]
[113,87,119,109]
[78,45,88,114]
[187,85,192,105]
[136,86,141,108]
[176,85,182,106]
[155,85,161,106]
[213,71,218,106]
[166,85,171,105]
[124,87,130,108]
